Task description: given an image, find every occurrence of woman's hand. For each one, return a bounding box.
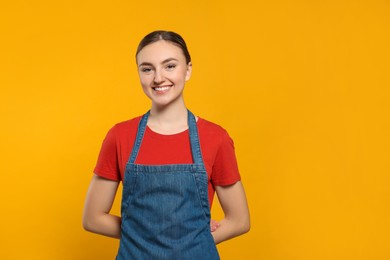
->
[210,219,220,232]
[211,181,250,244]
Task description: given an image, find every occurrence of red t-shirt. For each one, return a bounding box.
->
[94,116,241,207]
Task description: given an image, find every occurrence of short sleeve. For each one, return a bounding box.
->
[93,126,121,181]
[211,131,241,186]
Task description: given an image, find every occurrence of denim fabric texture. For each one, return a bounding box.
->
[116,110,220,260]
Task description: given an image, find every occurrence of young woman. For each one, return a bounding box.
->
[83,30,250,259]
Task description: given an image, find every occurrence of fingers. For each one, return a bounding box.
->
[210,219,220,232]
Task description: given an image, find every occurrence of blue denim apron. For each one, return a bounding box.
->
[116,110,220,260]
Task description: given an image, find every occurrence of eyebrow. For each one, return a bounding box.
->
[138,58,179,67]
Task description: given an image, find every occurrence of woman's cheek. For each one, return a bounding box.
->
[140,78,150,89]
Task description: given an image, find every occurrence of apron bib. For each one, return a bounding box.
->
[116,110,220,260]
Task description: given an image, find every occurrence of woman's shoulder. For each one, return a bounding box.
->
[197,117,229,140]
[198,117,225,130]
[197,117,236,159]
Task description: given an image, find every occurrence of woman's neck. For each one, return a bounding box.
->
[148,99,189,135]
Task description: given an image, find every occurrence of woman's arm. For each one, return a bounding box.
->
[82,175,121,239]
[211,181,250,244]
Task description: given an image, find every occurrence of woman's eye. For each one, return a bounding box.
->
[141,67,152,73]
[166,64,176,70]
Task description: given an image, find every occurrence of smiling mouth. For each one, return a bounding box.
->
[152,86,171,91]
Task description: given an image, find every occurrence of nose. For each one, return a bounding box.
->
[153,69,164,84]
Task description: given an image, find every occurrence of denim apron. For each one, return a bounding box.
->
[116,110,220,260]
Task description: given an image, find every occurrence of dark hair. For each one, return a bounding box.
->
[136,30,191,64]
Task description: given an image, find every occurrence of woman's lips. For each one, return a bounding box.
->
[153,86,170,91]
[152,86,172,94]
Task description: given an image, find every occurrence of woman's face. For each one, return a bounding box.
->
[136,40,192,108]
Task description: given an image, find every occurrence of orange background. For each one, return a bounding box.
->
[1,0,390,259]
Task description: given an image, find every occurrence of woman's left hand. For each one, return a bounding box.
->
[210,219,220,232]
[211,181,250,244]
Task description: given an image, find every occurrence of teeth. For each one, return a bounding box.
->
[154,86,170,91]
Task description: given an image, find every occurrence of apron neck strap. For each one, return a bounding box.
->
[128,110,204,166]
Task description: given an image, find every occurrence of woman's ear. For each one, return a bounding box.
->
[185,62,192,81]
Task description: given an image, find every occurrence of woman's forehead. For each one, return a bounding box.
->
[136,40,185,64]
